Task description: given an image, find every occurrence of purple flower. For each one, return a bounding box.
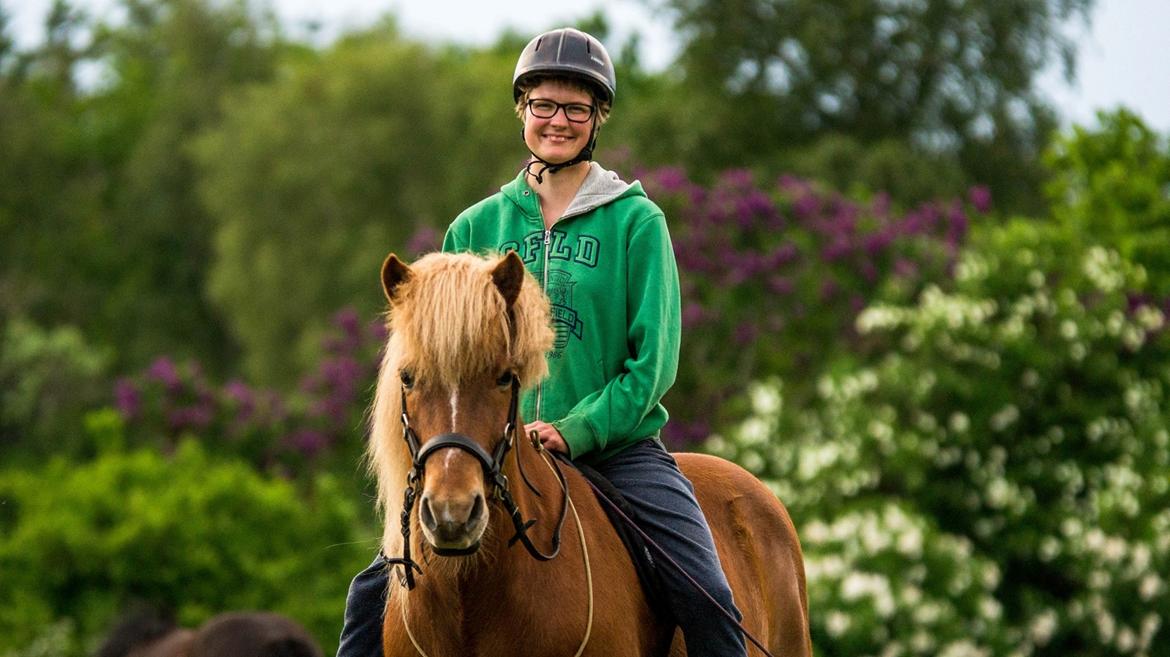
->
[652,166,690,194]
[767,276,794,295]
[682,302,706,329]
[733,322,757,345]
[284,429,330,459]
[146,357,182,392]
[894,258,919,279]
[967,185,993,213]
[114,379,141,419]
[407,225,441,257]
[224,379,255,421]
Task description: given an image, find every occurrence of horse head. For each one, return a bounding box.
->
[371,251,553,556]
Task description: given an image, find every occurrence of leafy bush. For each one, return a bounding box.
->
[0,319,112,462]
[708,224,1170,656]
[640,167,983,444]
[0,441,374,656]
[1045,109,1170,296]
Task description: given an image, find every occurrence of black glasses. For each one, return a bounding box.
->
[526,98,596,123]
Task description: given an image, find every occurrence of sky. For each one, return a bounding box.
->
[8,0,1170,133]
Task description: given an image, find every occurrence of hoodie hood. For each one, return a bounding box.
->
[502,162,645,223]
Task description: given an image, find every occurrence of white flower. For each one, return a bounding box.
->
[1139,574,1162,601]
[825,610,851,637]
[949,412,970,433]
[1029,609,1058,645]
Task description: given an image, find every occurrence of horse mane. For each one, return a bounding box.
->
[366,252,553,561]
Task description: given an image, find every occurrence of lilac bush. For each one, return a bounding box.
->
[639,167,984,445]
[114,310,386,474]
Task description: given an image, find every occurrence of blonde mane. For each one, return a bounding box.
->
[366,252,553,558]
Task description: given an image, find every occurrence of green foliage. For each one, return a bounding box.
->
[1045,108,1170,295]
[0,319,112,461]
[0,441,374,655]
[194,28,520,384]
[708,225,1170,655]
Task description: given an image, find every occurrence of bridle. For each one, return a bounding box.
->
[385,374,570,590]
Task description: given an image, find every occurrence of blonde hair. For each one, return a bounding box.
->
[514,75,612,126]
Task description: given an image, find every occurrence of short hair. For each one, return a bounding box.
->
[514,74,612,126]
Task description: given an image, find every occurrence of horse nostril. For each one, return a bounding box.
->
[468,494,485,526]
[419,496,437,532]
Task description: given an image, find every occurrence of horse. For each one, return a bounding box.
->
[96,608,324,657]
[368,250,811,656]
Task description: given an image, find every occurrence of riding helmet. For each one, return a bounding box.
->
[512,27,616,104]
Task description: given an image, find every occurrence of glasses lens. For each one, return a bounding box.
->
[529,100,557,118]
[564,104,594,121]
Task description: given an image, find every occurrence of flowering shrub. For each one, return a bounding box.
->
[707,223,1170,655]
[114,309,386,474]
[641,168,984,445]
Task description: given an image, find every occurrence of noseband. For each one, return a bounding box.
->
[386,374,569,590]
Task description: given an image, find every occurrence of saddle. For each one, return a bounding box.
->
[570,460,673,620]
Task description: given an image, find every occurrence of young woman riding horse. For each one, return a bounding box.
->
[337,28,811,657]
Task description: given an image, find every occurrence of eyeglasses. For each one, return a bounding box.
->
[526,98,596,123]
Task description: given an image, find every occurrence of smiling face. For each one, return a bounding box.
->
[521,79,597,165]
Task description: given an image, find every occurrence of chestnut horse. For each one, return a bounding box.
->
[369,251,810,656]
[96,608,323,657]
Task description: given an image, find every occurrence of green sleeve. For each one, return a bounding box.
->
[554,214,681,456]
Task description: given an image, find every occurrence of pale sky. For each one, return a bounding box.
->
[8,0,1170,132]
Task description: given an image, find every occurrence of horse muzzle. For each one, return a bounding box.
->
[419,491,488,555]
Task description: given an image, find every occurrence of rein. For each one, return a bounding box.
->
[385,375,570,590]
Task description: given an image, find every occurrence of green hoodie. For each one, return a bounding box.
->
[442,163,681,464]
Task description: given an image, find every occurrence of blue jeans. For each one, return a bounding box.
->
[337,439,746,657]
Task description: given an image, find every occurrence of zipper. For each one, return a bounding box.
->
[534,227,552,421]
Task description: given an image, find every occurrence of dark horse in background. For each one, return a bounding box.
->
[368,251,811,656]
[97,608,323,657]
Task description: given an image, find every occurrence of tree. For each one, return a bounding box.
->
[1045,108,1170,296]
[194,26,522,384]
[653,0,1094,212]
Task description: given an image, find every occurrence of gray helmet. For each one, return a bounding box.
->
[512,28,616,104]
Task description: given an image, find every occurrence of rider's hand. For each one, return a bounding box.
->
[525,421,568,455]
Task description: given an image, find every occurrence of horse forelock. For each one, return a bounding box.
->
[366,252,553,560]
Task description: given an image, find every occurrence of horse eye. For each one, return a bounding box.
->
[496,372,514,388]
[400,371,415,389]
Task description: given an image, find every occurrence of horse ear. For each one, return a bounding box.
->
[381,253,412,303]
[491,250,525,308]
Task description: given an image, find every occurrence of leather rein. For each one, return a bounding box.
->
[384,375,570,590]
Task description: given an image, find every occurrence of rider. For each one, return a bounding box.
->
[337,27,746,657]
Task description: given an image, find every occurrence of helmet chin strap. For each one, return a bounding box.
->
[523,121,600,184]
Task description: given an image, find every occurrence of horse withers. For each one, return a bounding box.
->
[369,251,811,656]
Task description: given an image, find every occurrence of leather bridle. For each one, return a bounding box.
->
[385,374,569,590]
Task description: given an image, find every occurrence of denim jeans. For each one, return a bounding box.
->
[336,439,746,657]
